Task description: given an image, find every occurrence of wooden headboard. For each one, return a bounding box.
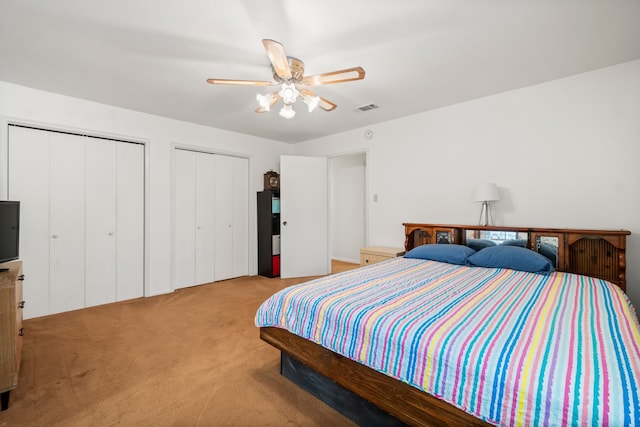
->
[403,223,631,292]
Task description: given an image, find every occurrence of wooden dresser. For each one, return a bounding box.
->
[0,260,24,411]
[360,246,406,266]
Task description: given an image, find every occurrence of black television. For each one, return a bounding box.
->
[0,201,20,268]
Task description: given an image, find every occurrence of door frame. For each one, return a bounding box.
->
[170,144,253,291]
[328,149,369,264]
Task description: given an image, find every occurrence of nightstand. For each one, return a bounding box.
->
[360,246,406,266]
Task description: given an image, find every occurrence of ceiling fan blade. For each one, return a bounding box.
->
[262,39,292,80]
[255,92,281,113]
[207,78,273,86]
[300,66,365,86]
[317,96,337,111]
[300,89,337,111]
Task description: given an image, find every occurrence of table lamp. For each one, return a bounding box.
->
[474,183,500,226]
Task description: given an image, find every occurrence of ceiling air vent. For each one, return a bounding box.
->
[353,103,379,112]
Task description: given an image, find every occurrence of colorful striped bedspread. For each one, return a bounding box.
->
[255,257,640,426]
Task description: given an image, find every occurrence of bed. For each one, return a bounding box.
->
[256,224,638,426]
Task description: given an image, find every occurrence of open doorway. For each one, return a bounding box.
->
[329,152,366,264]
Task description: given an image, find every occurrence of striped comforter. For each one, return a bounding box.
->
[255,257,640,426]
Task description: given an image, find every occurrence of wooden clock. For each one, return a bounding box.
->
[264,171,280,191]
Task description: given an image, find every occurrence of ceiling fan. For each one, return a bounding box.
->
[206,39,365,118]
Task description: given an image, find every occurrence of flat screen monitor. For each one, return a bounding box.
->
[0,201,20,265]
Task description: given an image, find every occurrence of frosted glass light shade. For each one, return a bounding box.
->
[256,93,273,111]
[303,95,319,112]
[279,83,299,105]
[279,104,296,119]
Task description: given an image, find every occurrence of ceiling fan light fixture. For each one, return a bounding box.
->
[303,95,320,112]
[256,93,273,111]
[279,83,299,105]
[207,39,365,119]
[279,104,296,119]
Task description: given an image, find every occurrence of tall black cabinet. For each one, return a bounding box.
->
[257,190,280,277]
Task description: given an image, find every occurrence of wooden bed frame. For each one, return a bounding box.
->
[260,223,630,426]
[403,224,630,292]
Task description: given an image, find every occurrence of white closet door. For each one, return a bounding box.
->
[174,150,196,289]
[7,126,51,319]
[231,156,249,277]
[49,132,86,313]
[214,155,234,281]
[116,142,144,301]
[85,139,117,307]
[8,126,144,317]
[195,152,215,285]
[173,150,248,287]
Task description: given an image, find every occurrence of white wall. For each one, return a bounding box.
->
[2,60,639,308]
[330,153,366,263]
[295,60,640,309]
[0,81,293,297]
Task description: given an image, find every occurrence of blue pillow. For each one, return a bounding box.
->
[500,239,528,247]
[466,239,497,252]
[404,244,476,265]
[467,245,554,274]
[538,242,558,266]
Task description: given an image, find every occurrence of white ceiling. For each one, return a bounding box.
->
[1,1,639,144]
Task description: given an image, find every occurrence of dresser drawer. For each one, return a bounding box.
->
[360,246,406,266]
[15,272,24,372]
[0,260,23,411]
[360,253,392,266]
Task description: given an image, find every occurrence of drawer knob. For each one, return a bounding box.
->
[18,274,25,281]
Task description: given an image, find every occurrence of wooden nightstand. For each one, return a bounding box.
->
[360,246,405,266]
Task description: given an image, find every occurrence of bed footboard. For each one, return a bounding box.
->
[260,327,489,427]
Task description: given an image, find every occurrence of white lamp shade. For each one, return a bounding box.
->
[303,94,319,112]
[279,104,296,119]
[279,83,299,105]
[256,93,272,111]
[473,183,500,202]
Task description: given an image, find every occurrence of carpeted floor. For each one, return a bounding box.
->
[0,262,360,427]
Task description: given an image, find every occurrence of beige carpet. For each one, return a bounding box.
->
[0,262,360,427]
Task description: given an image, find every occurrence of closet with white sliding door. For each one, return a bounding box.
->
[214,154,249,281]
[173,149,248,289]
[174,149,215,289]
[84,137,145,306]
[7,125,145,319]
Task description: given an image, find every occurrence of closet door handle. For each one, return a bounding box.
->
[283,221,287,226]
[19,301,25,309]
[52,234,58,239]
[19,328,24,336]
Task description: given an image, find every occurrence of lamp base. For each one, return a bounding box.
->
[478,201,494,226]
